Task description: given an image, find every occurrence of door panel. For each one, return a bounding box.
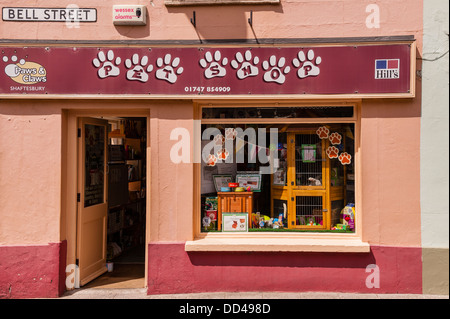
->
[77,118,108,286]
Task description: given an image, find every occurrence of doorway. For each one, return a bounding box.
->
[76,115,147,289]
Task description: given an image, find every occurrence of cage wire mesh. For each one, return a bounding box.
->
[295,133,323,186]
[296,196,323,226]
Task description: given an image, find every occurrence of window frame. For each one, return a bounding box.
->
[190,100,368,253]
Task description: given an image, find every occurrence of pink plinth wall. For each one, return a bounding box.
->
[147,243,422,295]
[0,241,66,299]
[0,241,423,298]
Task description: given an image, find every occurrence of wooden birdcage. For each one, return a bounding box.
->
[271,127,347,230]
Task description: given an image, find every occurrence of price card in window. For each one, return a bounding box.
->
[222,213,248,232]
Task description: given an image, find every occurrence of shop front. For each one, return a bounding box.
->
[0,37,423,297]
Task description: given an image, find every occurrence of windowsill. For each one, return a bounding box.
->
[185,233,370,253]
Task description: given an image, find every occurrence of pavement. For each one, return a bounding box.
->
[60,288,449,299]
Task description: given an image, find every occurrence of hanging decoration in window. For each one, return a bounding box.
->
[316,126,330,139]
[225,128,237,140]
[217,148,229,160]
[326,145,339,159]
[338,152,352,165]
[214,134,225,145]
[317,127,351,165]
[328,132,342,145]
[206,154,218,166]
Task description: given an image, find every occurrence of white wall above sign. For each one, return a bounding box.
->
[113,5,146,26]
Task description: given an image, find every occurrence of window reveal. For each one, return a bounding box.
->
[199,108,356,233]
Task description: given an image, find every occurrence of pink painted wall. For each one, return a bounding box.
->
[0,0,424,297]
[0,1,423,247]
[0,0,423,53]
[149,101,194,242]
[0,101,62,245]
[361,98,422,247]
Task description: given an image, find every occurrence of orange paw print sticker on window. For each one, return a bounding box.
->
[326,146,339,159]
[214,134,225,146]
[217,148,229,160]
[206,154,218,166]
[329,132,342,145]
[316,126,330,139]
[225,128,237,140]
[338,152,352,165]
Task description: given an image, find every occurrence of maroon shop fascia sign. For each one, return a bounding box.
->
[0,44,412,95]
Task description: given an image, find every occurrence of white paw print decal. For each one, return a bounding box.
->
[231,50,259,79]
[155,54,184,84]
[90,49,324,86]
[3,55,24,77]
[125,53,153,83]
[262,55,291,84]
[92,50,121,79]
[292,49,322,79]
[199,50,228,79]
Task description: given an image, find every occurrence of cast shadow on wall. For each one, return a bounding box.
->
[166,4,284,43]
[187,250,377,269]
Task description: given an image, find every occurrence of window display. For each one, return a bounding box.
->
[200,107,356,233]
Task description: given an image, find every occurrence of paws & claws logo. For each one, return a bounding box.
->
[2,54,47,84]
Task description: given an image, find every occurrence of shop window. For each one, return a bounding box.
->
[199,108,357,234]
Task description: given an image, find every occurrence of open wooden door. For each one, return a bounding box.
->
[77,117,108,286]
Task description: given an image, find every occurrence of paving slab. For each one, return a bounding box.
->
[60,288,449,299]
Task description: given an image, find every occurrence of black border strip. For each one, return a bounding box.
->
[0,35,415,46]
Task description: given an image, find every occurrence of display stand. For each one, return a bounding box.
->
[217,192,253,230]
